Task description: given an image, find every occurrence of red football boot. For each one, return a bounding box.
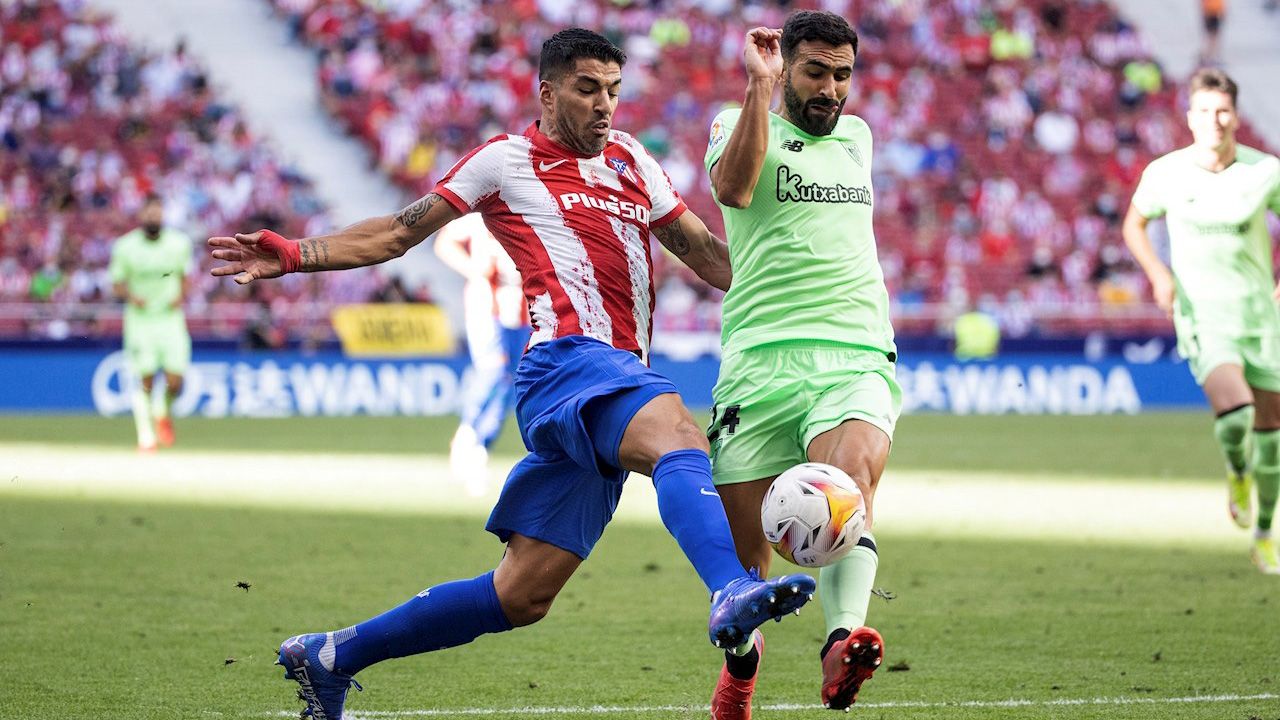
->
[711,630,764,720]
[821,627,883,711]
[156,417,175,448]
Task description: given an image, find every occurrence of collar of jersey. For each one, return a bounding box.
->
[526,121,602,159]
[772,111,843,143]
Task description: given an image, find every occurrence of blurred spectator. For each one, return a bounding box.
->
[0,0,404,341]
[1201,0,1226,65]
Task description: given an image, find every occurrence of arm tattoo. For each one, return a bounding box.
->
[654,221,691,256]
[298,239,330,269]
[395,193,442,229]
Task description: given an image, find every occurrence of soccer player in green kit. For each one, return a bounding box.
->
[108,194,194,452]
[1124,68,1280,575]
[704,12,899,717]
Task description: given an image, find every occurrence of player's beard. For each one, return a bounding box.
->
[783,76,844,137]
[143,223,162,238]
[551,110,608,156]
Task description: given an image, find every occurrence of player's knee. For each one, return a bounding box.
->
[672,416,710,453]
[499,586,558,627]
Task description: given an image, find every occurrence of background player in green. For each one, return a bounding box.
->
[1123,68,1280,575]
[703,11,900,717]
[108,194,194,452]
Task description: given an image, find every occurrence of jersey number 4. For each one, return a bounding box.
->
[707,404,742,443]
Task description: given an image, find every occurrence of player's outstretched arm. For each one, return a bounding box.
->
[653,210,732,292]
[710,27,781,209]
[208,194,462,285]
[1121,203,1174,317]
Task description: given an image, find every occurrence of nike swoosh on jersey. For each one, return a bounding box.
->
[699,487,720,496]
[539,159,569,171]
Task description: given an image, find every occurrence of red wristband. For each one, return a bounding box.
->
[258,229,301,274]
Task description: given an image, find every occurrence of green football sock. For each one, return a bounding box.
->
[132,388,155,448]
[1214,404,1254,475]
[820,533,878,634]
[152,385,172,420]
[1252,429,1280,532]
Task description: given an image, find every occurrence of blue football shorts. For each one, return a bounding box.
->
[485,335,678,559]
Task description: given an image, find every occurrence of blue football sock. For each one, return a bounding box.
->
[652,449,747,594]
[332,570,512,675]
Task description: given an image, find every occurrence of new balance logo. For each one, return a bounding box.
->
[781,139,805,152]
[539,159,569,171]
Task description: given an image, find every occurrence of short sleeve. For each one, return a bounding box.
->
[704,109,740,173]
[433,135,508,215]
[1268,158,1280,216]
[615,132,687,228]
[108,236,129,284]
[178,232,195,275]
[1130,161,1166,219]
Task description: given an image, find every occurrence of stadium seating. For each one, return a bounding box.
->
[268,0,1276,338]
[0,0,398,340]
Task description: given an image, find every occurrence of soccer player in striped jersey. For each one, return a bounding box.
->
[1124,68,1280,575]
[434,213,530,496]
[704,13,898,716]
[209,28,815,719]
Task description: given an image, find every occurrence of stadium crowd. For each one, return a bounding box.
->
[5,0,1277,341]
[0,0,399,340]
[269,0,1277,337]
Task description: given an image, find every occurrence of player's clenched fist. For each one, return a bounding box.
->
[743,27,782,81]
[208,229,298,285]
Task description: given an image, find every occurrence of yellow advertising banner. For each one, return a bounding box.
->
[331,304,456,357]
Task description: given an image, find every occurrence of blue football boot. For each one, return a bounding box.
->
[708,571,817,648]
[277,633,362,719]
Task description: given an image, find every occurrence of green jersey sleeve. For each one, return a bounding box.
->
[108,234,131,284]
[1270,167,1280,216]
[704,108,741,174]
[178,231,196,276]
[1131,160,1166,219]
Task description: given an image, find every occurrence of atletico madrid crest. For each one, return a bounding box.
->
[608,157,636,183]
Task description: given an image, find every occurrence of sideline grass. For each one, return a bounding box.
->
[0,412,1222,480]
[2,494,1278,720]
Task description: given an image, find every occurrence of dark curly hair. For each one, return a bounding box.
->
[539,28,627,83]
[781,10,858,61]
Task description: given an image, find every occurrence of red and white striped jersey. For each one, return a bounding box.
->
[433,121,687,362]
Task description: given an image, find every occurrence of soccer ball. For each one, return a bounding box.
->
[761,462,866,568]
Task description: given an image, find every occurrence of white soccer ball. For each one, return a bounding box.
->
[761,462,866,568]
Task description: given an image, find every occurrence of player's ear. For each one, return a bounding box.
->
[538,78,556,112]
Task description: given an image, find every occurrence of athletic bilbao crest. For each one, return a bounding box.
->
[844,142,864,168]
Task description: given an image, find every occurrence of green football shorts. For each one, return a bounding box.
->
[1175,313,1280,391]
[708,341,901,486]
[124,315,192,377]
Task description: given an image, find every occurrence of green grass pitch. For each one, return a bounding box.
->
[2,413,1279,719]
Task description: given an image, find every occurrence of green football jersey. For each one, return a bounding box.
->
[704,109,895,356]
[1131,144,1280,335]
[108,227,193,321]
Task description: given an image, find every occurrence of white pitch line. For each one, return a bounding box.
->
[268,692,1280,717]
